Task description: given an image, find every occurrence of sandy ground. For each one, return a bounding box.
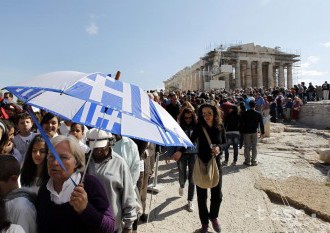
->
[137,122,330,233]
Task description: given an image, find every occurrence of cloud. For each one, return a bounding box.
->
[321,42,330,48]
[307,55,319,64]
[301,70,327,76]
[85,23,98,35]
[300,55,328,79]
[301,55,319,68]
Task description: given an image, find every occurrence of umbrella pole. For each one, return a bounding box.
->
[81,110,108,182]
[147,151,162,193]
[145,151,161,230]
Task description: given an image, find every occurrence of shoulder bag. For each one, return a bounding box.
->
[192,127,220,189]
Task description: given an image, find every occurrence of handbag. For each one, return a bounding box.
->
[192,127,220,189]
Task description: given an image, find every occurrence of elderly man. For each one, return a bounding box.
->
[86,129,137,233]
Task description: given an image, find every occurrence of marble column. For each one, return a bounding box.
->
[225,74,230,89]
[279,63,285,87]
[287,63,293,89]
[273,68,277,87]
[246,60,252,88]
[268,63,274,88]
[241,63,246,88]
[200,69,203,90]
[193,72,197,91]
[257,60,263,88]
[235,60,241,88]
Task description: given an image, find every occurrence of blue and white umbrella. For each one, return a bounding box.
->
[5,71,193,147]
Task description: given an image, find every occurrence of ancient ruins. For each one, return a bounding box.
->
[164,43,300,91]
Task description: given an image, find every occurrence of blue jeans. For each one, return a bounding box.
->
[224,133,239,162]
[177,153,196,201]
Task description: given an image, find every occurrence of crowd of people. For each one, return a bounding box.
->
[0,80,328,233]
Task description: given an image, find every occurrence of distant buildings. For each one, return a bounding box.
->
[164,43,300,91]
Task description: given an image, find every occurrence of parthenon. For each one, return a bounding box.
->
[164,43,300,91]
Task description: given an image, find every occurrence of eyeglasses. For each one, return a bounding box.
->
[184,117,192,120]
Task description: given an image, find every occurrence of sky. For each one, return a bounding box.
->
[1,0,330,91]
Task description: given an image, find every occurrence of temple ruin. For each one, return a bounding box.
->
[164,43,300,91]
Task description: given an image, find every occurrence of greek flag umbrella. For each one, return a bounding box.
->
[5,71,193,147]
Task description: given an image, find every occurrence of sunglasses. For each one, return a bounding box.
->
[184,117,193,120]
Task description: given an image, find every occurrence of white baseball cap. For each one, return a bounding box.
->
[86,128,113,150]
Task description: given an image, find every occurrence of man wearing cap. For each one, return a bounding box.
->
[86,129,137,233]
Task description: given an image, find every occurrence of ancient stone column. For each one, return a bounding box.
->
[235,60,241,88]
[287,63,293,89]
[246,60,252,88]
[279,63,285,87]
[200,70,203,90]
[225,74,230,89]
[257,60,263,88]
[193,72,197,91]
[241,62,246,88]
[268,63,274,88]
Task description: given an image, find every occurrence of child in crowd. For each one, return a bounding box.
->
[13,113,37,160]
[40,113,60,138]
[0,155,37,233]
[69,123,90,154]
[0,197,25,233]
[1,120,23,165]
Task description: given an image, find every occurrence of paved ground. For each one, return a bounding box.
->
[137,122,330,233]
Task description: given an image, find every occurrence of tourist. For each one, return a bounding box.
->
[0,197,25,233]
[292,96,302,121]
[223,105,240,166]
[36,135,115,233]
[69,123,90,154]
[322,81,329,100]
[0,155,37,233]
[190,103,226,233]
[172,107,198,212]
[13,113,37,162]
[86,129,137,233]
[165,93,181,120]
[20,134,49,194]
[0,119,9,152]
[240,100,265,166]
[1,120,22,165]
[40,113,60,138]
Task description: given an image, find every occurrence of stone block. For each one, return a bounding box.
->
[260,137,277,144]
[270,124,285,133]
[299,102,330,129]
[317,148,330,163]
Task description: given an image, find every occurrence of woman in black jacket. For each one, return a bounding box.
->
[191,103,226,233]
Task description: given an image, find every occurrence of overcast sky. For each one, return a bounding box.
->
[1,0,329,90]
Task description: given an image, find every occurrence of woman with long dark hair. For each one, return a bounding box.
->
[191,103,226,233]
[172,107,198,212]
[20,134,49,194]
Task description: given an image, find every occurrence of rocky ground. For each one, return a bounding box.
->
[137,122,330,233]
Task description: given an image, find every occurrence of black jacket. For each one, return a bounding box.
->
[190,124,227,164]
[240,109,265,134]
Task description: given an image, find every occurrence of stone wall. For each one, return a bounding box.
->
[298,100,330,129]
